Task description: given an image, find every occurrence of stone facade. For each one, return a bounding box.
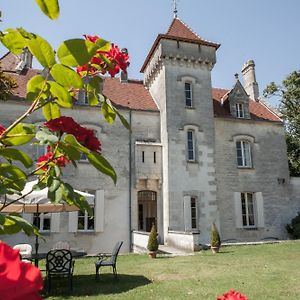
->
[1,17,299,254]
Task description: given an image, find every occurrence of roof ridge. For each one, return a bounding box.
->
[175,18,203,40]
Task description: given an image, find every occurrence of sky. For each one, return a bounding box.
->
[1,0,300,106]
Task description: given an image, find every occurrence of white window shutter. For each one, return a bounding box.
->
[68,211,78,232]
[256,192,265,228]
[50,213,60,233]
[183,195,191,231]
[95,190,104,232]
[22,213,33,223]
[234,192,243,228]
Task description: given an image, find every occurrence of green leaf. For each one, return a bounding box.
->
[0,164,27,192]
[64,134,89,154]
[57,39,98,67]
[0,29,27,54]
[115,110,131,131]
[42,102,61,120]
[0,214,40,236]
[62,183,93,215]
[0,148,33,168]
[59,142,81,160]
[35,0,60,20]
[86,76,103,106]
[47,177,61,193]
[26,74,50,102]
[27,35,56,68]
[50,64,83,89]
[36,127,59,144]
[47,182,63,203]
[48,81,73,108]
[2,123,35,146]
[102,100,116,124]
[87,152,117,184]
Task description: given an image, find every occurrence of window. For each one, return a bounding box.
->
[153,152,156,164]
[185,82,192,107]
[79,153,88,162]
[191,197,197,229]
[236,140,252,167]
[78,206,94,231]
[142,151,145,163]
[33,213,51,232]
[236,103,245,118]
[187,130,195,161]
[241,192,255,227]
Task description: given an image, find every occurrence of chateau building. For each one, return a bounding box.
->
[1,17,300,254]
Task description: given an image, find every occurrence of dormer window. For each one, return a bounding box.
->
[185,82,193,108]
[236,103,245,118]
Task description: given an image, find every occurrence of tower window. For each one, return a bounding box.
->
[185,82,193,107]
[187,130,195,161]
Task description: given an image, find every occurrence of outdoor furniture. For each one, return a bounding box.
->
[46,249,75,294]
[95,241,123,280]
[52,241,71,250]
[13,243,32,263]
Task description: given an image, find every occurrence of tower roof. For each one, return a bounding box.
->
[140,18,220,73]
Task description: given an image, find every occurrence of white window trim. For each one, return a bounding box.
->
[236,140,252,168]
[236,103,245,118]
[77,207,95,232]
[187,130,196,162]
[183,195,198,231]
[190,196,198,230]
[185,82,193,108]
[34,213,51,232]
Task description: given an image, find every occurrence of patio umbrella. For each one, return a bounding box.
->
[0,180,95,265]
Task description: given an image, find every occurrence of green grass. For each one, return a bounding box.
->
[42,241,300,299]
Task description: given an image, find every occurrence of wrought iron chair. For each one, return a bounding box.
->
[46,249,75,293]
[95,241,123,280]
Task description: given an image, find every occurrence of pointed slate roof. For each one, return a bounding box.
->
[141,18,220,72]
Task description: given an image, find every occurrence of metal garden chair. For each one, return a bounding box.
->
[95,241,123,280]
[46,249,75,293]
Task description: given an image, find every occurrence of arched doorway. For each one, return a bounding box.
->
[138,190,157,232]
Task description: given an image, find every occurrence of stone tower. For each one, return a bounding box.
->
[141,18,220,245]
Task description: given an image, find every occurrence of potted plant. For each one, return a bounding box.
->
[147,224,159,258]
[210,223,221,253]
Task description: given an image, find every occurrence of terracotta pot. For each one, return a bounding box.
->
[148,251,157,258]
[211,246,220,254]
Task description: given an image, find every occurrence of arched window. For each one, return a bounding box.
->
[236,140,252,167]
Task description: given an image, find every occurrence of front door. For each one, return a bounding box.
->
[138,190,157,232]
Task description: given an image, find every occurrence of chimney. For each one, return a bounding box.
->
[241,60,259,100]
[120,48,129,83]
[15,48,33,73]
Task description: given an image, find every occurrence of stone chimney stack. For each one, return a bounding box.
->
[241,60,259,100]
[22,48,33,68]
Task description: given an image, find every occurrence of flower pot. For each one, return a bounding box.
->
[148,251,157,258]
[211,246,220,254]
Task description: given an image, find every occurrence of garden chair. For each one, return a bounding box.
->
[13,243,32,263]
[46,249,75,294]
[95,241,123,280]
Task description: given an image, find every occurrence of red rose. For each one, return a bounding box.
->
[83,34,100,43]
[0,242,43,300]
[217,289,248,300]
[0,124,6,135]
[37,151,70,170]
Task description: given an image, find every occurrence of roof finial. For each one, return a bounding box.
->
[173,0,178,18]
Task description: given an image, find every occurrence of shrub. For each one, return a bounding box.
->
[286,212,300,239]
[211,223,221,248]
[147,224,158,252]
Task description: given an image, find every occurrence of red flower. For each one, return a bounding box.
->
[84,34,100,43]
[37,151,70,170]
[0,242,43,300]
[217,289,248,300]
[44,117,101,153]
[0,124,6,135]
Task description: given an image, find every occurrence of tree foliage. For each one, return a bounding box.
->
[0,66,17,100]
[264,71,300,176]
[210,223,221,248]
[147,224,158,252]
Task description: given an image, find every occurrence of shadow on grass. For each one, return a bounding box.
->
[43,273,151,298]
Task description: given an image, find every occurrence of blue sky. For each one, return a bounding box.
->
[1,1,300,105]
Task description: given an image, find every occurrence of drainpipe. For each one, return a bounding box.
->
[128,109,132,251]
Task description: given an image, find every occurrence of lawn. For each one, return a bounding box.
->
[42,241,300,299]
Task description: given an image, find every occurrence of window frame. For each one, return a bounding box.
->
[241,192,256,228]
[187,129,196,161]
[77,205,95,232]
[185,82,193,108]
[236,140,252,168]
[236,103,245,118]
[190,196,198,230]
[33,213,51,232]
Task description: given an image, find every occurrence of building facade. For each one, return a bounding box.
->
[1,17,299,254]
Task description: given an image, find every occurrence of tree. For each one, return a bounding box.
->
[147,224,158,252]
[0,65,17,100]
[0,0,130,236]
[264,71,300,176]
